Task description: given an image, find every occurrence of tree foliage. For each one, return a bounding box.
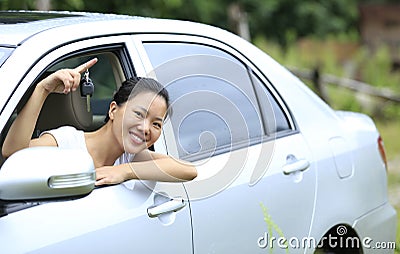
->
[0,0,394,46]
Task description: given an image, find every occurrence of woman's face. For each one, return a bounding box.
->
[110,92,167,154]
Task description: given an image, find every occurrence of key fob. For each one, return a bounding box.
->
[80,70,94,112]
[80,76,94,97]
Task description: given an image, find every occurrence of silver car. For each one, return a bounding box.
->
[0,11,396,253]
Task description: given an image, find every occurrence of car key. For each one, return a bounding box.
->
[80,69,94,112]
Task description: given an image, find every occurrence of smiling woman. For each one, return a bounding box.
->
[1,58,197,186]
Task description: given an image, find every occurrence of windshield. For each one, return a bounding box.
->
[0,47,14,67]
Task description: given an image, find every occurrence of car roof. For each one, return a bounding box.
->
[0,11,151,47]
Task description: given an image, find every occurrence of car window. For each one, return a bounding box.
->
[144,42,240,68]
[143,42,265,160]
[0,50,125,167]
[167,75,264,156]
[249,70,291,134]
[48,53,118,128]
[0,39,139,215]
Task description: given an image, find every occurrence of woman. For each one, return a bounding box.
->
[1,58,197,186]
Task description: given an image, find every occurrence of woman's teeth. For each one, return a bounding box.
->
[131,133,144,143]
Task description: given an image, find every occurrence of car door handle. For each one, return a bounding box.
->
[282,155,310,175]
[147,198,186,218]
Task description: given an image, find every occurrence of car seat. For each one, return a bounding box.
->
[35,89,93,134]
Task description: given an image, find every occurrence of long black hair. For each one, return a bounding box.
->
[104,77,170,123]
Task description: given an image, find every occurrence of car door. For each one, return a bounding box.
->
[138,34,317,253]
[0,35,192,253]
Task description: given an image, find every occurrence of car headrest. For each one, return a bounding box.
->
[36,90,93,132]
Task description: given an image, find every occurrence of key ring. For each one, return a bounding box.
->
[83,69,90,82]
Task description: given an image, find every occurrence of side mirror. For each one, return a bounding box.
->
[0,147,95,200]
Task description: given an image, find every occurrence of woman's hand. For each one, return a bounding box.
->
[95,165,132,186]
[38,58,98,94]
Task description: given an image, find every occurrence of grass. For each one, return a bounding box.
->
[388,175,400,254]
[378,119,400,253]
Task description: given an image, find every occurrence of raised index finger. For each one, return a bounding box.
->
[74,58,98,73]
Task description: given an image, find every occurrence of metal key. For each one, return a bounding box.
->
[80,69,94,112]
[86,94,90,113]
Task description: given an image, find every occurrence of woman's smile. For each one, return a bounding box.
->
[129,130,146,145]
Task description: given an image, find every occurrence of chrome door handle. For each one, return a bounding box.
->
[283,155,310,175]
[147,198,186,218]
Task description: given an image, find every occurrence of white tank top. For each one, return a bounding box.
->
[41,126,133,165]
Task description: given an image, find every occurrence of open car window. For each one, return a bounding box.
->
[0,49,127,169]
[46,53,121,131]
[0,49,129,216]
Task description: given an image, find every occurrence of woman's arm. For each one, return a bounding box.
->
[2,84,50,157]
[95,152,197,185]
[1,58,97,158]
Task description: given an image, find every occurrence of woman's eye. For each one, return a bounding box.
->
[153,122,162,129]
[134,111,143,118]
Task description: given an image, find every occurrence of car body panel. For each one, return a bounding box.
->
[353,202,397,254]
[0,182,193,253]
[182,133,316,253]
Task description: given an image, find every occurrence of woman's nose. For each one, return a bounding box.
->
[138,119,150,135]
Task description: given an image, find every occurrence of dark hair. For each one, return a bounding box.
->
[104,77,170,123]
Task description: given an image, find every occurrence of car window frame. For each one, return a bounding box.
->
[0,36,138,130]
[0,36,140,215]
[0,35,171,167]
[133,34,297,161]
[0,43,134,135]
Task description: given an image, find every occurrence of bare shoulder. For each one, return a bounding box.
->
[29,133,58,147]
[133,149,169,162]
